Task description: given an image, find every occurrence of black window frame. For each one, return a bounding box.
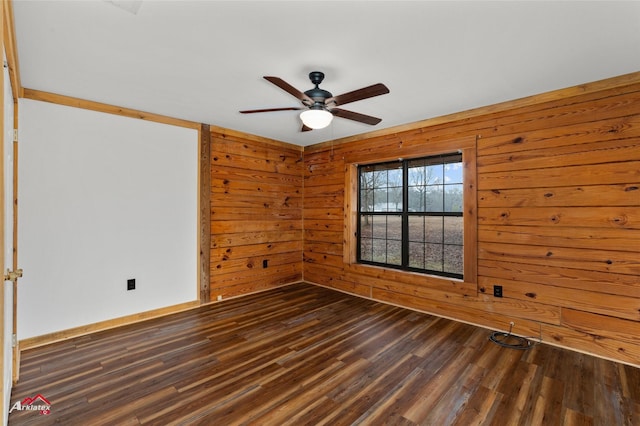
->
[357,153,464,279]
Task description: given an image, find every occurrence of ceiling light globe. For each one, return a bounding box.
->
[300,109,333,130]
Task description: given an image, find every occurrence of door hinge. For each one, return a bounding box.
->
[11,334,16,348]
[13,129,18,142]
[4,268,22,282]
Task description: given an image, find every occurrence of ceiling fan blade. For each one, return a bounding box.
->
[240,107,303,114]
[326,83,389,106]
[264,76,313,104]
[331,108,382,125]
[301,124,313,132]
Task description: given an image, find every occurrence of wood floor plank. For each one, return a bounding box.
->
[452,384,501,426]
[8,283,640,425]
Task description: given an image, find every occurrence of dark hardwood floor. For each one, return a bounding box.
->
[9,283,640,425]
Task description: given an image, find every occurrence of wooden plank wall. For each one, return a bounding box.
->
[209,129,304,300]
[303,74,640,366]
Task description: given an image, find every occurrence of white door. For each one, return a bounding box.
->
[2,57,14,422]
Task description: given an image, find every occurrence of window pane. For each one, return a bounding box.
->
[360,170,375,187]
[409,163,444,212]
[371,215,387,239]
[444,216,463,245]
[372,239,387,263]
[359,237,372,261]
[444,184,463,212]
[387,240,402,266]
[387,188,403,211]
[360,214,373,237]
[444,161,463,184]
[425,186,444,212]
[444,244,463,275]
[425,243,443,272]
[359,170,375,213]
[373,169,387,188]
[408,216,425,243]
[425,216,443,243]
[408,165,425,186]
[372,189,387,211]
[360,188,372,212]
[408,187,424,212]
[359,213,373,262]
[387,215,402,240]
[388,168,402,186]
[408,242,425,269]
[426,164,443,185]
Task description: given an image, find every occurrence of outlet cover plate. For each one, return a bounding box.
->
[493,285,503,298]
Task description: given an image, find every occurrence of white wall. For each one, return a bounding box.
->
[17,99,198,339]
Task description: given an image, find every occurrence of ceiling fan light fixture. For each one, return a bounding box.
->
[300,108,333,129]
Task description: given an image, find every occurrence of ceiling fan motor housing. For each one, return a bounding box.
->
[305,71,332,103]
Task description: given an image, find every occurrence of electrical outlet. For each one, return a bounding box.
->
[263,259,268,268]
[493,285,503,298]
[127,278,136,291]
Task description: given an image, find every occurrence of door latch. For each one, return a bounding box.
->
[4,268,23,282]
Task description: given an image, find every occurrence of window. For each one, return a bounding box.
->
[357,153,464,279]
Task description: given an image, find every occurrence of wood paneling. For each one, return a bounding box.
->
[209,131,303,300]
[303,73,640,366]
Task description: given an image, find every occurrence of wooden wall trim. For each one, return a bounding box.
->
[22,88,201,130]
[462,140,478,284]
[307,70,640,152]
[343,164,357,266]
[3,0,21,99]
[199,124,211,303]
[19,300,202,350]
[342,134,477,165]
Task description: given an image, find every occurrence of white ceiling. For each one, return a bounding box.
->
[12,1,640,146]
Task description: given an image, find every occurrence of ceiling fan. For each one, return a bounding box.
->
[240,71,390,131]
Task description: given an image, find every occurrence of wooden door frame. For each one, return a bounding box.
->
[3,0,23,396]
[11,100,17,383]
[0,0,5,419]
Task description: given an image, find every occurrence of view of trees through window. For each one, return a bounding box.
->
[358,153,464,278]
